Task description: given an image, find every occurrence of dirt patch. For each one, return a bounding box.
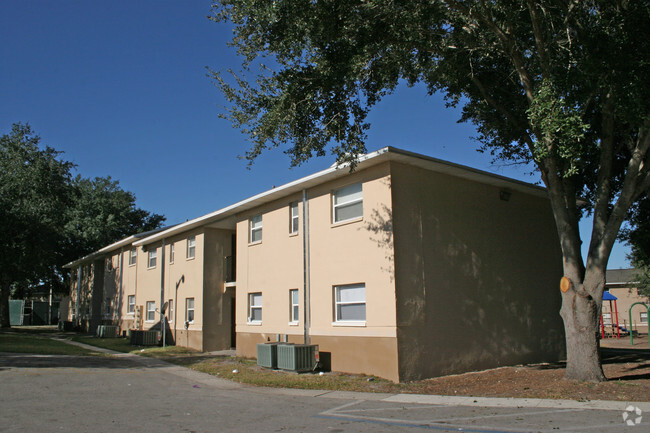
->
[399,347,650,402]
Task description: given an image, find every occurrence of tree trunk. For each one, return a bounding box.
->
[559,279,606,382]
[0,286,11,328]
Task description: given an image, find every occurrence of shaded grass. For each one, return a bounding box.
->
[0,332,98,356]
[71,335,199,357]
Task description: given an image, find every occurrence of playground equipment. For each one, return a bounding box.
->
[629,302,650,349]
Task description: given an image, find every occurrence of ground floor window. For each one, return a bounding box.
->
[248,292,262,323]
[334,283,366,322]
[186,298,194,323]
[146,301,155,322]
[168,299,173,323]
[290,289,299,323]
[127,295,135,314]
[641,312,648,324]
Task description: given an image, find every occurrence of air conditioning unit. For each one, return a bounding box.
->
[130,330,160,346]
[256,343,279,368]
[96,325,119,338]
[276,344,318,372]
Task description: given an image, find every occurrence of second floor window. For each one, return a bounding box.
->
[250,214,262,243]
[147,249,157,268]
[169,243,175,264]
[129,248,137,266]
[290,202,299,234]
[333,183,363,223]
[187,236,196,259]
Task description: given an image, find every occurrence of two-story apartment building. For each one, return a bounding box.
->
[65,147,565,381]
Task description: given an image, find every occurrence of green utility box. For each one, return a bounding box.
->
[256,343,279,368]
[276,344,318,372]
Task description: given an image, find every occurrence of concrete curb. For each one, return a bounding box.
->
[52,337,650,412]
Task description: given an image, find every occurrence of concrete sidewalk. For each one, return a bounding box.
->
[57,337,650,414]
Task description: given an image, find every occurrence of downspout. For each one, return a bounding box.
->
[76,265,82,326]
[160,240,166,347]
[118,247,124,329]
[302,189,311,344]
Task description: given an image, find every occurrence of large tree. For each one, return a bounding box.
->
[0,124,165,327]
[0,124,74,327]
[211,1,650,381]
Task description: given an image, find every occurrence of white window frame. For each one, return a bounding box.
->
[187,236,196,259]
[290,202,299,234]
[185,298,195,323]
[289,289,299,324]
[128,248,137,266]
[127,295,135,315]
[169,243,175,264]
[332,183,363,223]
[334,283,366,324]
[146,301,156,322]
[168,299,173,323]
[248,292,262,323]
[641,312,648,324]
[147,249,157,269]
[250,214,263,243]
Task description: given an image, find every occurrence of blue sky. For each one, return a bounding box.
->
[0,0,630,268]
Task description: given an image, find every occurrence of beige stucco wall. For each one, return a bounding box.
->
[235,162,400,380]
[391,162,565,381]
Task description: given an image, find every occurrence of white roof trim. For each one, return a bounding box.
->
[133,146,548,247]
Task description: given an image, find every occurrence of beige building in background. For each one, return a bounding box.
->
[65,147,565,381]
[602,269,648,335]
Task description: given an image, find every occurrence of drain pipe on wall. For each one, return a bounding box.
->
[76,265,82,326]
[160,239,166,347]
[302,189,311,344]
[117,247,124,327]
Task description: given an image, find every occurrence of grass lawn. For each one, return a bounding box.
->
[0,332,98,356]
[71,335,199,358]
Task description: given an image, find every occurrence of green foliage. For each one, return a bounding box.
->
[622,196,650,297]
[0,123,74,295]
[0,123,165,325]
[211,0,649,208]
[63,176,165,264]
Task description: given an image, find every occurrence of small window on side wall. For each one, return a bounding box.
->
[250,214,263,243]
[290,202,299,234]
[333,183,363,223]
[187,236,196,259]
[169,243,175,264]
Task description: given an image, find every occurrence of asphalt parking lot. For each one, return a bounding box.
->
[0,351,648,432]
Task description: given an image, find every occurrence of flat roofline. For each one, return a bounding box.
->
[133,146,549,247]
[63,226,171,268]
